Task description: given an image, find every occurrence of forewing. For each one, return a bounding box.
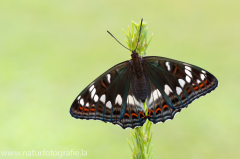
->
[143,56,218,123]
[70,61,131,123]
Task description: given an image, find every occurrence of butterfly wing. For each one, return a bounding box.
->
[113,77,147,129]
[70,60,146,129]
[70,61,130,122]
[143,56,218,123]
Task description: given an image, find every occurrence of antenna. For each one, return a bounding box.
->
[134,18,143,51]
[107,31,132,51]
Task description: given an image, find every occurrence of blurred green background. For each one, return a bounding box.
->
[1,0,239,158]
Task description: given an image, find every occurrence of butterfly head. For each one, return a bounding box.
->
[131,50,139,58]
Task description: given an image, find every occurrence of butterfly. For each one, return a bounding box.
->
[70,19,218,129]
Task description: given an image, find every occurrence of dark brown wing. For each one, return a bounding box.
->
[143,56,218,123]
[70,61,131,122]
[70,60,147,129]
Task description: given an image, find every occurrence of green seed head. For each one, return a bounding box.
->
[122,19,153,57]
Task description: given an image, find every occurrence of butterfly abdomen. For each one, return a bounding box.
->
[133,75,148,102]
[131,52,148,102]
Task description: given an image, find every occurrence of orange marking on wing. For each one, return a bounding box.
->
[139,111,145,118]
[163,105,168,110]
[98,108,102,111]
[148,110,151,117]
[187,89,191,93]
[79,107,83,110]
[199,83,204,88]
[204,80,208,84]
[173,66,178,74]
[101,80,107,89]
[124,113,130,117]
[193,86,199,90]
[84,108,89,112]
[131,113,138,118]
[155,108,161,114]
[148,109,154,117]
[90,108,95,112]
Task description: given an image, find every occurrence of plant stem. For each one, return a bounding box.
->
[127,102,153,159]
[123,19,153,159]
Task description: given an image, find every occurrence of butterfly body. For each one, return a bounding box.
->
[131,51,148,102]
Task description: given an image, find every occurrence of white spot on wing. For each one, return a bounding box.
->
[106,74,111,83]
[106,101,112,109]
[133,96,141,106]
[127,95,134,105]
[156,89,161,97]
[185,66,192,71]
[166,62,171,71]
[196,79,201,84]
[100,94,106,103]
[201,70,206,74]
[153,89,159,101]
[185,69,192,78]
[86,102,89,107]
[115,94,122,105]
[80,99,84,106]
[164,85,173,95]
[148,94,153,105]
[200,74,205,80]
[77,95,81,101]
[176,87,182,95]
[89,85,94,92]
[94,95,99,102]
[186,76,191,83]
[178,79,186,88]
[91,88,96,98]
